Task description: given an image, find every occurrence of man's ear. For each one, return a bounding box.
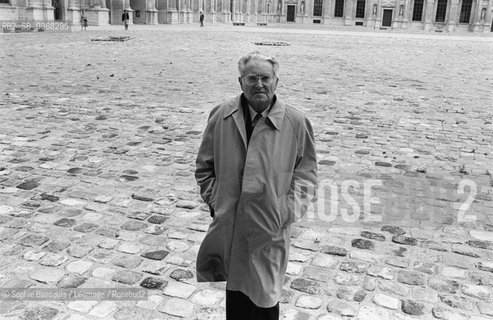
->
[238,77,243,89]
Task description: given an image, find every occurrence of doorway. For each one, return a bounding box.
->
[52,0,62,20]
[287,5,295,22]
[382,9,392,26]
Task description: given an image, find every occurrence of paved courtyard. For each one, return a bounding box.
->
[0,24,493,320]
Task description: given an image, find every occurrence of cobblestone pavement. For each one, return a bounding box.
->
[1,24,493,320]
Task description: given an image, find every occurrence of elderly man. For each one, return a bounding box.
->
[195,52,317,320]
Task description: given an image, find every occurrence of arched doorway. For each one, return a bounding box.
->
[52,0,63,20]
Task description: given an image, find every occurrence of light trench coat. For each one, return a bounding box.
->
[195,94,317,308]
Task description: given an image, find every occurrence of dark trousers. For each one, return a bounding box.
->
[226,290,279,320]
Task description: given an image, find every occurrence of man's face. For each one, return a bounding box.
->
[238,59,278,112]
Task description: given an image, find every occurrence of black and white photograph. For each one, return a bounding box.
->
[0,1,492,319]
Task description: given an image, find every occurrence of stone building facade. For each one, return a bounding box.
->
[1,0,492,32]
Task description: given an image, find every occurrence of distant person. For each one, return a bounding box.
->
[200,11,205,27]
[122,10,130,30]
[80,9,88,31]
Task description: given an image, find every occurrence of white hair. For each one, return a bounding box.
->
[238,51,279,77]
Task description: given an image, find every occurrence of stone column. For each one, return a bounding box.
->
[146,0,158,23]
[423,0,435,30]
[26,0,44,20]
[245,0,251,21]
[87,0,110,25]
[185,0,192,23]
[323,0,331,24]
[67,0,80,25]
[222,0,231,22]
[305,0,313,22]
[446,0,458,31]
[167,0,179,23]
[344,0,355,24]
[178,0,184,22]
[209,0,217,22]
[232,0,242,22]
[363,0,372,26]
[253,0,259,22]
[42,0,54,20]
[468,0,477,29]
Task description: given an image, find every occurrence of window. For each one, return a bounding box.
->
[435,0,448,22]
[356,0,366,18]
[412,0,424,21]
[0,0,10,3]
[459,0,472,23]
[313,0,323,16]
[334,0,344,17]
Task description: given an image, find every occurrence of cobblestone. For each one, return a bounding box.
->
[57,274,87,288]
[1,24,492,320]
[373,293,399,309]
[65,260,93,275]
[140,276,167,289]
[401,299,425,316]
[163,281,197,299]
[160,298,195,317]
[39,253,68,267]
[290,278,321,295]
[461,283,491,300]
[29,268,66,283]
[20,306,59,320]
[190,289,225,305]
[111,270,143,285]
[88,301,118,318]
[320,245,347,256]
[326,300,357,317]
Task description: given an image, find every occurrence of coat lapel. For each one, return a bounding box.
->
[265,97,285,131]
[224,95,248,150]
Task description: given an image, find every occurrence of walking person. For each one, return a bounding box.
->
[80,9,88,31]
[195,51,318,320]
[122,9,129,30]
[199,10,205,27]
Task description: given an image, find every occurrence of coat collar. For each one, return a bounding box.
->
[223,94,284,131]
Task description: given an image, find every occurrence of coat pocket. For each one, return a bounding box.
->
[278,194,295,229]
[209,182,220,218]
